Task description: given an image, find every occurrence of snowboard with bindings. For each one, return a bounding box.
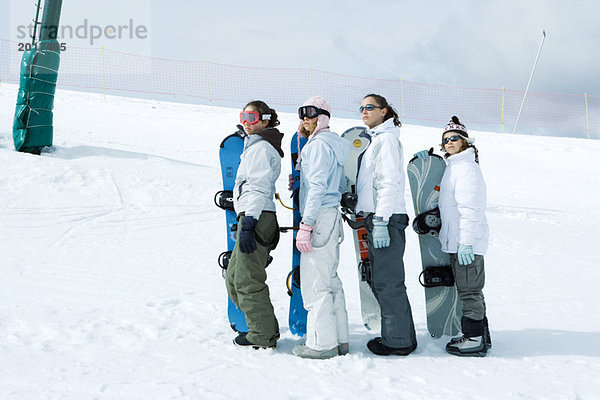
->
[407,149,462,338]
[287,131,308,336]
[340,126,381,332]
[215,125,248,333]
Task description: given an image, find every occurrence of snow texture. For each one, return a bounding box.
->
[1,83,599,399]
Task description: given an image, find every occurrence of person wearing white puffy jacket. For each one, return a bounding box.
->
[291,96,351,359]
[414,116,491,357]
[356,94,417,356]
[226,100,284,350]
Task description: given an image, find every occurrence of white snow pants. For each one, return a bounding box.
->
[301,207,349,351]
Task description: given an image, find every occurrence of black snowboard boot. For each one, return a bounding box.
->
[233,333,276,349]
[367,337,417,356]
[484,316,492,349]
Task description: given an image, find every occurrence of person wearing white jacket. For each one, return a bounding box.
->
[415,116,491,357]
[292,96,351,359]
[226,100,284,350]
[356,94,417,356]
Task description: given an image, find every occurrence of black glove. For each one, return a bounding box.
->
[238,216,258,254]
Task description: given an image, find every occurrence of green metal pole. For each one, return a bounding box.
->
[12,0,64,153]
[39,0,64,40]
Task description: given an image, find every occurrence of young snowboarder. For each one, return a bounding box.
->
[225,100,284,349]
[356,94,418,356]
[414,116,491,357]
[292,96,351,359]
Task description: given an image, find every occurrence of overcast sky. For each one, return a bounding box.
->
[3,0,599,96]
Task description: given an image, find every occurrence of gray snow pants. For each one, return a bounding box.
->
[365,213,417,348]
[449,253,487,336]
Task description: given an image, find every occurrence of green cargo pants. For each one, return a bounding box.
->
[225,212,279,347]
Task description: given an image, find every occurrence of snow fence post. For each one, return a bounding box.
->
[584,93,590,139]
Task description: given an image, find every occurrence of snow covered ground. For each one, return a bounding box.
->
[1,83,599,399]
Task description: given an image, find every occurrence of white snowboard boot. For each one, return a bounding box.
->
[292,344,338,359]
[446,335,487,357]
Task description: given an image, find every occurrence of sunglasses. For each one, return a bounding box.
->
[298,105,331,120]
[359,104,382,113]
[442,135,463,145]
[240,111,271,125]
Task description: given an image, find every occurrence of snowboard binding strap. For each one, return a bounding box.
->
[413,206,442,236]
[359,260,374,288]
[214,190,235,211]
[341,213,364,230]
[419,266,455,288]
[219,250,273,272]
[286,266,301,296]
[340,192,358,214]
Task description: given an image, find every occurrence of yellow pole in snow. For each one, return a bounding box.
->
[584,93,590,139]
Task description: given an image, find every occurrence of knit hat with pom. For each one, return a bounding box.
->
[442,116,474,144]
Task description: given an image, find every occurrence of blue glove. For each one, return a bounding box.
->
[372,219,391,249]
[457,243,474,265]
[238,216,258,254]
[414,150,430,159]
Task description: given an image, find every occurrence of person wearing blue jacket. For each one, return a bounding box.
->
[292,96,351,359]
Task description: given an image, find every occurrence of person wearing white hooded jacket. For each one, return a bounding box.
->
[291,96,351,359]
[415,116,491,357]
[356,94,418,356]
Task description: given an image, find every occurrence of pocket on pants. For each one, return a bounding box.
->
[255,212,278,249]
[458,255,485,292]
[311,208,339,249]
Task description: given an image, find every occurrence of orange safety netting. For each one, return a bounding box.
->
[1,39,597,139]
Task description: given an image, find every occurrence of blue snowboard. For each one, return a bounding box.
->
[407,151,462,338]
[287,132,308,336]
[217,127,248,333]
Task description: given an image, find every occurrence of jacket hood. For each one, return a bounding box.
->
[313,130,349,166]
[254,127,284,158]
[368,117,400,137]
[447,147,476,164]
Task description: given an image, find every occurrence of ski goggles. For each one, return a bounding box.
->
[240,111,271,125]
[298,105,331,120]
[442,135,464,145]
[359,104,382,113]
